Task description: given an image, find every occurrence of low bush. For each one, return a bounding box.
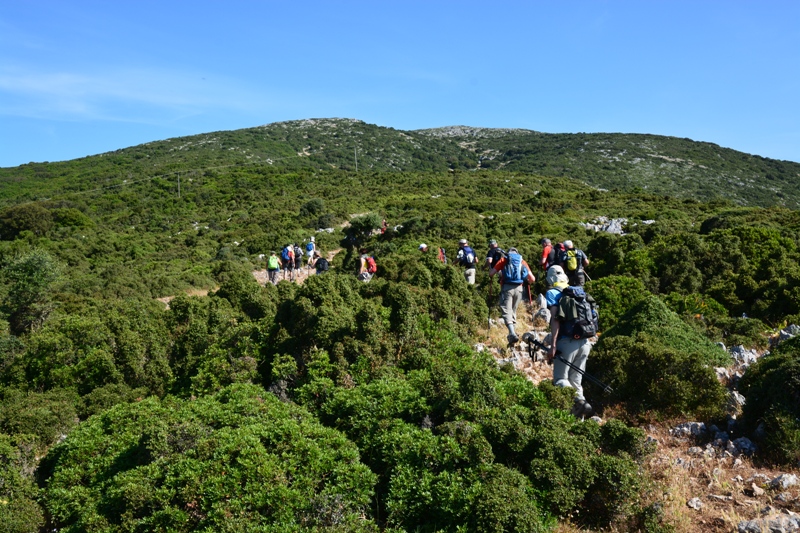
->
[590,295,729,420]
[40,383,378,532]
[739,336,800,465]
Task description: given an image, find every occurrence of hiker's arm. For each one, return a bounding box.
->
[548,306,560,361]
[488,257,504,278]
[523,261,535,284]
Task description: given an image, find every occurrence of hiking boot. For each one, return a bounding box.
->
[507,333,519,346]
[571,399,593,418]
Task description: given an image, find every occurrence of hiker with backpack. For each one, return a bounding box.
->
[545,265,599,416]
[281,244,295,281]
[267,251,282,285]
[560,240,590,286]
[540,238,555,271]
[293,243,304,271]
[489,247,535,345]
[456,238,478,285]
[485,239,505,270]
[306,237,316,269]
[357,249,377,282]
[311,251,329,275]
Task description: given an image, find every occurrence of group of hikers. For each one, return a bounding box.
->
[430,236,596,417]
[266,237,330,284]
[265,233,596,416]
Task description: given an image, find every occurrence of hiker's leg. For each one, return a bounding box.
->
[552,353,570,389]
[464,268,476,285]
[499,285,520,335]
[559,337,590,400]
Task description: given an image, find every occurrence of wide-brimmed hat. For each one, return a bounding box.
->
[419,243,428,250]
[546,265,569,288]
[458,238,468,245]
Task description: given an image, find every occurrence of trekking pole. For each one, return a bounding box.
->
[527,338,613,394]
[487,277,493,329]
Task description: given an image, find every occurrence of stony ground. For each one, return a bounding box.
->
[483,299,800,533]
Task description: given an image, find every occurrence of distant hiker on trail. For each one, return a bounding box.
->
[311,251,329,275]
[306,237,316,268]
[456,238,478,285]
[540,238,555,271]
[485,239,505,270]
[438,246,447,264]
[560,240,590,286]
[545,265,597,417]
[489,247,535,345]
[294,244,304,271]
[357,249,377,282]
[267,251,282,285]
[281,244,295,281]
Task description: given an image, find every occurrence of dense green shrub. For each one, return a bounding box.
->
[40,384,378,532]
[0,433,44,533]
[590,295,729,420]
[1,249,61,335]
[739,337,800,465]
[586,275,649,331]
[0,388,78,449]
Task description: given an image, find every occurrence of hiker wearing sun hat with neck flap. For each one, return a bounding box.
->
[545,265,595,417]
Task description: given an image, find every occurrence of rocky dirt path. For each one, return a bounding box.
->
[158,249,343,309]
[252,248,342,287]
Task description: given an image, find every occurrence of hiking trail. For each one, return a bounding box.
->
[158,248,343,309]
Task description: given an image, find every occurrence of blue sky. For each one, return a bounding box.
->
[1,1,799,167]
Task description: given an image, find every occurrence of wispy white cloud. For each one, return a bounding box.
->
[0,65,274,124]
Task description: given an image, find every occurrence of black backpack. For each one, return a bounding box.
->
[316,257,329,272]
[559,286,599,339]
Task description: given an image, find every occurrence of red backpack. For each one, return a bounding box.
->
[366,256,377,274]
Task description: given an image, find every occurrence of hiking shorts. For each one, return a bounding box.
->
[499,283,524,327]
[552,337,591,401]
[464,268,476,285]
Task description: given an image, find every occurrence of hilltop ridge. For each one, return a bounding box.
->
[1,117,799,208]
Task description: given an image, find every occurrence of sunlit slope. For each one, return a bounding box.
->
[2,118,798,208]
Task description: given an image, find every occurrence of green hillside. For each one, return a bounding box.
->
[2,118,799,209]
[2,121,800,532]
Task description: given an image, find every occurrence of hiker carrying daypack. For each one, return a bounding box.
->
[501,250,531,285]
[366,256,377,274]
[281,245,292,263]
[559,240,589,286]
[315,256,329,274]
[558,286,599,340]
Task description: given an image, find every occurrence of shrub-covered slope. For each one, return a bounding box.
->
[2,142,800,529]
[2,118,800,208]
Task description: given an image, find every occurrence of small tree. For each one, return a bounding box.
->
[1,249,61,335]
[346,213,383,246]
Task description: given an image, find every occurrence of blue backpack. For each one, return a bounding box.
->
[502,252,530,285]
[306,242,315,253]
[460,246,477,267]
[281,246,291,262]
